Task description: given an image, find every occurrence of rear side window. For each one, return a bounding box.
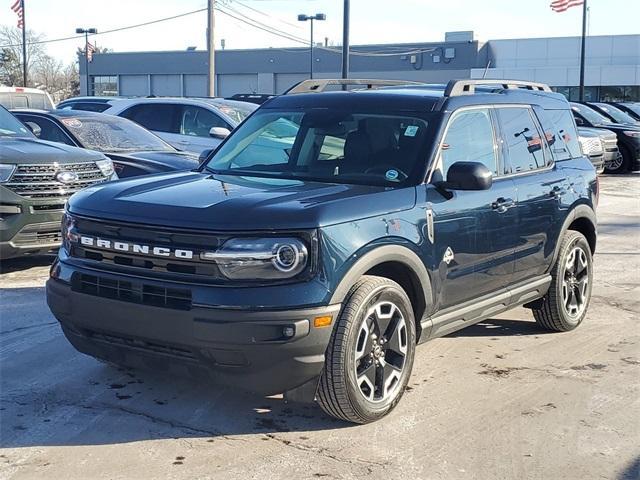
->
[496,107,550,174]
[545,109,581,161]
[17,115,75,146]
[440,108,497,177]
[120,104,180,133]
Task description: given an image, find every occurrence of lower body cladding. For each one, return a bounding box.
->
[46,266,340,396]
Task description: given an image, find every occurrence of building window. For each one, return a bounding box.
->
[91,76,118,96]
[552,85,639,102]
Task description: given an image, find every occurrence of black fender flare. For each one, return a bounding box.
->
[550,204,597,268]
[329,245,433,317]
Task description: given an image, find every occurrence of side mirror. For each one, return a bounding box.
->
[24,121,41,137]
[445,161,493,191]
[209,126,231,139]
[198,148,215,164]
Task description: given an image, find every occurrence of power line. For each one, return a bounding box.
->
[0,7,207,48]
[227,0,303,30]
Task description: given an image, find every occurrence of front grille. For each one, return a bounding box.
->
[13,221,62,247]
[86,330,196,360]
[70,217,232,281]
[73,273,192,310]
[579,137,603,156]
[5,162,108,199]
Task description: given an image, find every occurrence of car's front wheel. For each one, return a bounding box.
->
[317,276,416,424]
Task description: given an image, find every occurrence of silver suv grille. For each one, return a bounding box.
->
[602,136,618,152]
[579,137,603,156]
[4,162,108,199]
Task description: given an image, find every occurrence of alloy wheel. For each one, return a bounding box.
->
[562,246,589,318]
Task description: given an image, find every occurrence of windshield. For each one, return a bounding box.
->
[204,108,431,186]
[623,103,640,116]
[571,103,611,125]
[210,100,257,124]
[0,106,33,138]
[592,103,639,125]
[60,115,175,153]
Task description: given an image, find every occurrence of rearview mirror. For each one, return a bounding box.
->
[24,121,41,138]
[209,127,231,139]
[198,148,215,163]
[445,161,492,191]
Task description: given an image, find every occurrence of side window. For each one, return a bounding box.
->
[19,116,75,146]
[72,102,111,113]
[496,107,550,174]
[545,109,581,160]
[180,106,229,137]
[440,108,497,177]
[120,104,180,133]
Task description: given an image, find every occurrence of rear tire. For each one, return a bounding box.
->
[532,231,593,332]
[317,276,416,424]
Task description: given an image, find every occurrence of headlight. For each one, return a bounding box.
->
[95,158,114,177]
[61,211,77,253]
[201,237,309,280]
[623,130,640,138]
[0,164,16,183]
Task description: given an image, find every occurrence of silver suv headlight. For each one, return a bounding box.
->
[95,158,114,177]
[0,164,16,183]
[201,237,309,280]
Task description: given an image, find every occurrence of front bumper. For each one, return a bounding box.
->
[46,265,340,395]
[0,189,66,259]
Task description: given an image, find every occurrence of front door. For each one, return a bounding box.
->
[424,107,518,310]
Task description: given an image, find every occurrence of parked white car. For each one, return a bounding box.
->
[59,97,257,155]
[0,86,54,110]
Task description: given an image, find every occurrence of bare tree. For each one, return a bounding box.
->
[0,26,47,87]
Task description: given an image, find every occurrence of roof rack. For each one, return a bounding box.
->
[444,79,552,97]
[285,78,425,95]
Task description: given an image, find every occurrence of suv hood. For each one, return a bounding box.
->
[0,137,105,164]
[68,171,416,230]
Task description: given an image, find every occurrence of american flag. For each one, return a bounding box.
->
[87,42,96,62]
[550,0,584,12]
[10,0,24,29]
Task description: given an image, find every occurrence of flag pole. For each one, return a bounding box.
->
[21,0,27,87]
[578,0,587,101]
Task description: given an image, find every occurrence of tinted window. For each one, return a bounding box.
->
[180,106,228,136]
[17,115,75,145]
[545,109,581,160]
[69,102,111,113]
[440,108,496,176]
[120,104,180,133]
[497,107,550,174]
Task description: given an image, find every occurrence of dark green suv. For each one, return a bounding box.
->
[0,106,116,260]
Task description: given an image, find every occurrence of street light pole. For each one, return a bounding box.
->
[76,27,97,96]
[341,0,349,80]
[298,13,326,80]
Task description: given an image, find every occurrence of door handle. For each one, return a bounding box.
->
[491,197,515,213]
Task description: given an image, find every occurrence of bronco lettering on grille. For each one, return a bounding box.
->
[79,235,194,259]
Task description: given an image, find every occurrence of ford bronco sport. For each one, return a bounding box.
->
[46,79,597,424]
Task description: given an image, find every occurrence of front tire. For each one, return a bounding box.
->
[317,276,416,424]
[604,145,630,174]
[532,231,593,332]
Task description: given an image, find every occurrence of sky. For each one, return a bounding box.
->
[1,0,639,65]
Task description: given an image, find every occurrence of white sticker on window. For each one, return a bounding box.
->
[61,118,82,129]
[404,125,419,137]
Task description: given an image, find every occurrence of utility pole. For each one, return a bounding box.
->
[207,0,216,97]
[341,0,350,80]
[578,0,587,101]
[76,28,97,96]
[21,0,26,87]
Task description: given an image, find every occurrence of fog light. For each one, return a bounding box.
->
[282,326,295,338]
[313,315,333,328]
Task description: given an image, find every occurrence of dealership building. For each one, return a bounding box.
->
[79,32,640,101]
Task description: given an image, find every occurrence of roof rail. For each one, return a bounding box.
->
[444,79,552,97]
[285,78,425,95]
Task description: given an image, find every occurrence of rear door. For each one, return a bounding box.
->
[425,106,518,309]
[495,106,567,284]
